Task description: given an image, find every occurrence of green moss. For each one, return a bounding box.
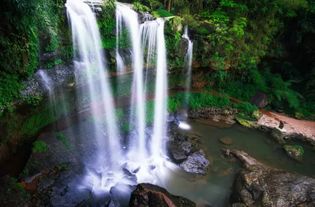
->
[235,117,257,128]
[56,132,72,150]
[32,140,48,153]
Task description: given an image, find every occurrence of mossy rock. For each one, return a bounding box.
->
[236,117,257,128]
[252,110,262,120]
[283,145,304,161]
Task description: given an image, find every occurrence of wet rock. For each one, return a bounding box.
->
[168,141,192,163]
[224,149,315,207]
[180,150,209,175]
[168,123,210,174]
[129,183,196,207]
[21,65,75,100]
[189,108,237,125]
[250,92,268,108]
[283,144,304,161]
[219,137,233,145]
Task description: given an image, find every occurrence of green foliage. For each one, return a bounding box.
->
[233,102,258,120]
[56,132,71,149]
[153,9,174,17]
[133,1,150,12]
[32,140,48,153]
[0,74,23,111]
[0,0,70,113]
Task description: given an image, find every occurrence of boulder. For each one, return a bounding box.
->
[224,149,315,207]
[168,141,192,163]
[251,92,268,108]
[179,150,209,175]
[168,123,210,175]
[283,144,304,161]
[129,183,196,207]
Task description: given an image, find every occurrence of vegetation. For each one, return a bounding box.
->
[0,0,71,115]
[131,0,315,119]
[32,140,48,153]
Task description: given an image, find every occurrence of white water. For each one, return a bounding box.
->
[140,20,158,88]
[66,0,124,192]
[179,26,193,130]
[64,0,170,193]
[151,19,168,158]
[116,3,147,160]
[38,70,54,95]
[115,7,125,73]
[116,3,169,183]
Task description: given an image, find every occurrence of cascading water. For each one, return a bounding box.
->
[63,0,171,194]
[140,20,158,89]
[116,3,146,161]
[66,0,124,192]
[115,7,125,73]
[116,3,169,183]
[151,19,168,158]
[178,26,193,130]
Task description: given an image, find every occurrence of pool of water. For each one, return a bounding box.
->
[24,118,315,207]
[163,119,315,207]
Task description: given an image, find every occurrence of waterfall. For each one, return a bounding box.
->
[151,19,168,158]
[140,20,158,89]
[116,3,146,161]
[66,0,123,192]
[178,26,193,130]
[63,0,170,193]
[116,2,169,182]
[115,6,125,73]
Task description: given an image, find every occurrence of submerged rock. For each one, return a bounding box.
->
[219,137,233,145]
[129,183,196,207]
[224,149,315,207]
[283,144,304,161]
[179,150,209,175]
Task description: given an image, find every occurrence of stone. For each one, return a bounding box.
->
[283,144,304,161]
[219,137,233,145]
[129,183,196,207]
[250,92,268,108]
[224,149,315,207]
[179,150,209,175]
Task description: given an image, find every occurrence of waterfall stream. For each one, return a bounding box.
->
[62,0,170,194]
[178,26,193,130]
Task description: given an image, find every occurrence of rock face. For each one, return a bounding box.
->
[129,183,196,207]
[257,111,315,146]
[167,124,210,175]
[224,149,315,207]
[188,107,237,125]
